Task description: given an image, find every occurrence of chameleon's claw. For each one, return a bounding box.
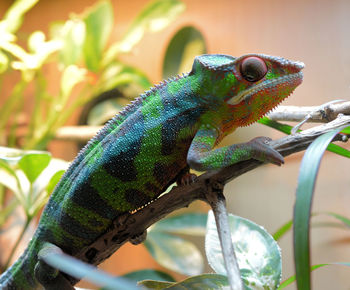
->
[130,231,147,245]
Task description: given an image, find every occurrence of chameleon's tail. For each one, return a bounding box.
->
[0,238,42,289]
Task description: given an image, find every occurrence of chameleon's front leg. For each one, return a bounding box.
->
[187,124,284,171]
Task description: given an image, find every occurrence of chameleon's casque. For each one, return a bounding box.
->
[0,54,303,289]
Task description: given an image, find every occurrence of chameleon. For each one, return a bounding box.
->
[0,53,303,289]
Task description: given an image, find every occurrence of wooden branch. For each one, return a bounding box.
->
[55,126,101,142]
[67,114,350,286]
[267,100,350,123]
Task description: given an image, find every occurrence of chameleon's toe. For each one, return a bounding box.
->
[130,231,147,245]
[177,172,198,186]
[248,136,284,166]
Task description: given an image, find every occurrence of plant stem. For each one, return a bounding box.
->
[0,80,27,144]
[3,218,31,270]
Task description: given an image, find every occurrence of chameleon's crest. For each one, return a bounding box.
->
[192,54,236,72]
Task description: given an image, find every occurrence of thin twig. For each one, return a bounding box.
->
[204,181,243,290]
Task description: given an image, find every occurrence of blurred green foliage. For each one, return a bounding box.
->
[0,0,186,150]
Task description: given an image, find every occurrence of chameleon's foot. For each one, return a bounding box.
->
[177,172,197,186]
[130,231,147,245]
[248,136,284,166]
[35,242,74,289]
[176,166,197,186]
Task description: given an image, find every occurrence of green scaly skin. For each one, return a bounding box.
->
[0,53,303,289]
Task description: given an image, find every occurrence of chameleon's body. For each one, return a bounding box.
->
[0,54,303,289]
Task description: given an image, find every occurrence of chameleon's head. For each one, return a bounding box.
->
[191,53,304,135]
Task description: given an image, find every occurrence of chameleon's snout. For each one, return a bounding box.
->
[283,58,305,75]
[293,61,305,70]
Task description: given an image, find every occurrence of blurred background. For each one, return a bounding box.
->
[0,0,349,289]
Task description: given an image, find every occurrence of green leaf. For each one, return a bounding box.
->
[83,0,114,72]
[273,211,350,242]
[51,19,86,66]
[293,125,350,289]
[206,211,282,289]
[1,0,39,33]
[138,280,173,289]
[123,269,175,283]
[273,219,293,241]
[42,251,139,290]
[99,62,151,93]
[258,117,350,158]
[140,274,229,290]
[0,159,21,193]
[278,262,350,289]
[60,65,87,98]
[258,117,293,134]
[162,26,206,79]
[144,231,203,276]
[325,212,350,227]
[104,0,185,63]
[18,153,51,184]
[326,143,350,157]
[150,212,207,236]
[46,169,65,194]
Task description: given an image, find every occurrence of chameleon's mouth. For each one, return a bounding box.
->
[227,70,304,106]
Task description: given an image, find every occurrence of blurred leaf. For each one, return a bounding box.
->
[89,99,125,125]
[42,251,139,290]
[325,212,350,227]
[46,169,65,195]
[60,65,87,98]
[18,153,51,184]
[51,19,86,66]
[294,125,350,289]
[9,31,61,81]
[1,0,39,33]
[278,262,350,289]
[83,0,113,72]
[29,158,68,217]
[0,159,21,192]
[28,31,46,52]
[0,50,9,73]
[151,212,207,236]
[144,231,203,276]
[258,117,293,134]
[162,26,206,79]
[273,219,293,241]
[273,211,350,242]
[104,0,185,63]
[206,211,282,289]
[258,117,350,158]
[341,127,350,134]
[123,269,175,283]
[99,62,151,93]
[140,274,228,290]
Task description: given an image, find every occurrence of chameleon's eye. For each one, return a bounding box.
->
[240,57,267,82]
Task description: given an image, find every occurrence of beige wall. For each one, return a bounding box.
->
[1,0,350,289]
